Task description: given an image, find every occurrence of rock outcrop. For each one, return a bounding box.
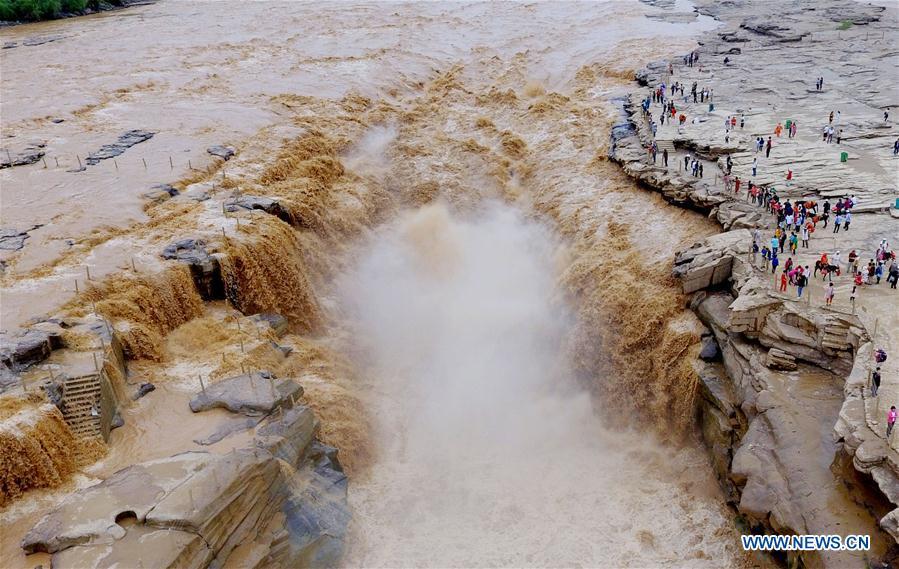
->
[85,130,155,166]
[161,238,224,300]
[613,1,899,562]
[189,371,303,416]
[21,402,349,568]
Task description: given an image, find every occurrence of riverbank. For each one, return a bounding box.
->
[610,0,899,566]
[0,0,152,28]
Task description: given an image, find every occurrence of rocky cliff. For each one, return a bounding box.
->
[612,1,899,566]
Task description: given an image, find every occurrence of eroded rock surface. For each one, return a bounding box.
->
[21,403,349,568]
[85,130,155,166]
[189,371,303,416]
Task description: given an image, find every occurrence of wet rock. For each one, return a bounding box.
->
[189,372,303,416]
[160,238,224,300]
[225,195,294,225]
[255,405,317,467]
[53,526,212,569]
[132,382,155,400]
[0,142,46,169]
[207,145,235,161]
[699,335,721,361]
[21,35,67,47]
[140,183,178,204]
[22,451,219,553]
[84,129,154,166]
[0,329,55,370]
[253,313,289,337]
[194,416,263,445]
[0,225,41,251]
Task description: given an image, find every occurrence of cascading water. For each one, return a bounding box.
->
[338,202,745,567]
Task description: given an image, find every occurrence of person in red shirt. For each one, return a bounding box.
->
[734,177,741,194]
[780,271,788,292]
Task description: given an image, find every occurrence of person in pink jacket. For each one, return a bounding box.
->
[888,406,897,437]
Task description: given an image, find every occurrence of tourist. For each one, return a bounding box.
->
[771,252,780,274]
[780,270,788,292]
[752,157,758,177]
[825,282,835,305]
[888,406,897,437]
[734,176,741,194]
[663,148,668,167]
[843,210,851,231]
[796,271,807,298]
[829,110,834,124]
[833,212,843,233]
[766,137,772,158]
[885,110,890,123]
[740,114,745,129]
[888,262,899,289]
[698,163,703,178]
[775,122,783,137]
[893,138,899,155]
[872,367,882,397]
[837,129,842,144]
[876,348,888,365]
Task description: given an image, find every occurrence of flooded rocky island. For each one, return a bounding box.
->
[1,1,898,568]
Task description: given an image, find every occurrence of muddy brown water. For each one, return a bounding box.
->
[0,2,764,567]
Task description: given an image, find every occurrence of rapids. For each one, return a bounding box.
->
[0,1,753,567]
[339,203,744,566]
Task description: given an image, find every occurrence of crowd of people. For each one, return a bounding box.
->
[638,48,898,441]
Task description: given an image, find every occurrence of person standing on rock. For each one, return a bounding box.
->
[752,157,758,176]
[801,225,809,248]
[663,148,668,167]
[872,367,882,397]
[887,406,897,437]
[766,137,772,158]
[825,282,835,305]
[893,138,898,156]
[833,212,844,233]
[888,262,899,289]
[775,122,783,137]
[837,129,842,144]
[698,163,704,178]
[796,271,807,298]
[771,252,780,274]
[843,211,851,232]
[829,110,834,124]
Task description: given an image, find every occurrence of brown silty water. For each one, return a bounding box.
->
[0,1,760,566]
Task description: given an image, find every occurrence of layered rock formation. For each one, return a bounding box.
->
[613,1,899,565]
[21,397,348,568]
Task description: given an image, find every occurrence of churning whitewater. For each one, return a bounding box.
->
[339,203,739,567]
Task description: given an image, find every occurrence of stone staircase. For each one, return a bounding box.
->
[60,375,103,440]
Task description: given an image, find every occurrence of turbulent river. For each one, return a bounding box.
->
[1,1,753,566]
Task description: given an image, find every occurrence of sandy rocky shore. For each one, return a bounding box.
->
[613,0,899,567]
